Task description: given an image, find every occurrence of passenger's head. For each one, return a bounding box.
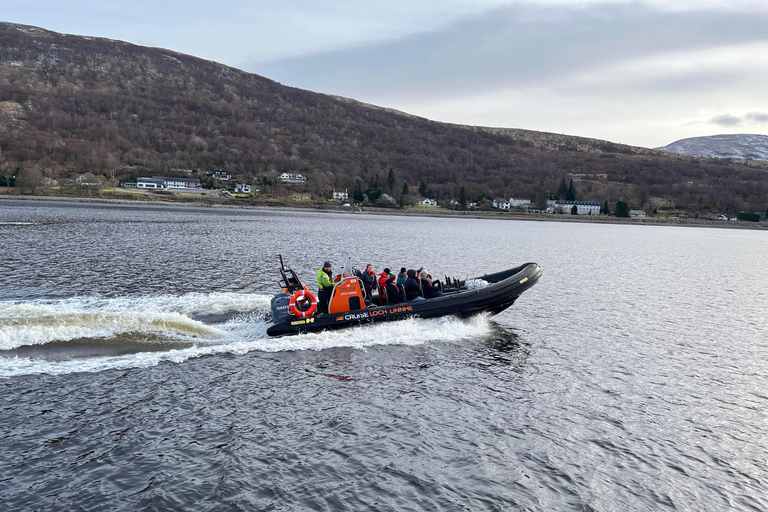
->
[366,264,373,272]
[383,267,390,275]
[406,269,417,279]
[400,267,406,274]
[388,273,396,282]
[323,261,332,271]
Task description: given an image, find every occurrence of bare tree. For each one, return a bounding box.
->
[15,167,44,194]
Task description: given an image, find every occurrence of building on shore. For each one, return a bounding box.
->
[126,177,202,189]
[553,200,601,215]
[630,210,647,218]
[333,188,348,200]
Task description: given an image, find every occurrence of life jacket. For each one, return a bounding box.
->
[317,268,334,291]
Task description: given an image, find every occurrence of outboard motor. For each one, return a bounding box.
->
[271,293,292,323]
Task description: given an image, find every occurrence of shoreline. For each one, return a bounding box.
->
[2,193,766,230]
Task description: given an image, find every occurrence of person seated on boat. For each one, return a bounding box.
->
[317,261,335,314]
[396,267,407,287]
[404,269,425,301]
[420,270,443,298]
[361,264,377,298]
[385,273,405,304]
[377,267,391,297]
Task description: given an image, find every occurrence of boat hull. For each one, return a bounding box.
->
[266,262,541,337]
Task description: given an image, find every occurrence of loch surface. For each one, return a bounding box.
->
[1,200,766,510]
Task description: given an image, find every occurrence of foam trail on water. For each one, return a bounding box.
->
[231,313,495,353]
[0,290,494,377]
[0,304,224,350]
[16,292,274,316]
[0,292,273,350]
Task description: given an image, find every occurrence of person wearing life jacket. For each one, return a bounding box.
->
[404,268,425,301]
[385,273,405,304]
[317,261,334,314]
[377,267,391,301]
[396,267,407,287]
[361,264,376,299]
[420,269,442,298]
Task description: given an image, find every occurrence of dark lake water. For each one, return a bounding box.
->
[1,200,767,510]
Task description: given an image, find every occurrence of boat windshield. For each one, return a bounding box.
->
[336,252,354,278]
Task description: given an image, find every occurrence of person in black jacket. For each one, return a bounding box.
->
[404,269,424,301]
[384,274,404,304]
[361,264,376,298]
[420,270,443,298]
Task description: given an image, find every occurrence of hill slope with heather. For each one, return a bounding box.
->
[1,22,767,211]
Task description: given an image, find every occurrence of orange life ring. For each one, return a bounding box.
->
[288,289,318,318]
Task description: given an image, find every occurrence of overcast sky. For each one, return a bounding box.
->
[5,0,768,148]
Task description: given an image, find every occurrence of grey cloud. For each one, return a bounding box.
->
[249,3,768,98]
[710,115,743,126]
[745,112,768,123]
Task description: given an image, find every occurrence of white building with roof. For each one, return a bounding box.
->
[136,176,201,189]
[278,172,307,182]
[554,201,601,215]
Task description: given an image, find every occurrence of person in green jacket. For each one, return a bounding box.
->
[317,261,334,314]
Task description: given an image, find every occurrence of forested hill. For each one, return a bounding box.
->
[1,22,767,211]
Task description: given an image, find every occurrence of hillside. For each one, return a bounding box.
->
[1,22,768,212]
[658,134,768,161]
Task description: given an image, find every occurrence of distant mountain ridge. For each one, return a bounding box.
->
[1,21,768,212]
[658,134,768,161]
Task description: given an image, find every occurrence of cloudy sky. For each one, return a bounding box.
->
[5,0,768,148]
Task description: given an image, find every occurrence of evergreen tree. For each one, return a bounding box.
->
[566,179,576,201]
[419,179,428,198]
[458,186,467,209]
[556,178,568,200]
[616,201,630,217]
[571,205,578,215]
[765,205,768,218]
[353,180,364,202]
[602,200,610,214]
[399,182,409,208]
[388,168,396,191]
[366,175,382,202]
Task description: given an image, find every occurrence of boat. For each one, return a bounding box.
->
[266,254,541,337]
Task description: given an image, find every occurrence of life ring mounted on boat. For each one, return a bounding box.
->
[288,289,318,318]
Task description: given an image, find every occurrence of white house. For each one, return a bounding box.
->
[278,172,307,182]
[509,197,530,207]
[235,183,251,194]
[333,188,348,200]
[492,199,510,209]
[212,169,230,181]
[630,210,647,218]
[419,197,437,206]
